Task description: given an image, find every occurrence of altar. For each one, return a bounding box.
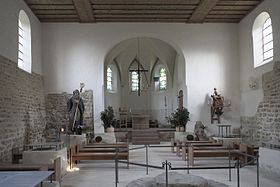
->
[132,114,149,129]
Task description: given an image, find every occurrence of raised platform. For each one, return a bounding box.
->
[114,128,175,142]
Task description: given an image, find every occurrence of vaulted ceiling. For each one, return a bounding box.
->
[24,0,263,23]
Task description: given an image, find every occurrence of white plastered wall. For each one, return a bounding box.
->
[0,0,42,74]
[239,0,280,117]
[42,23,240,133]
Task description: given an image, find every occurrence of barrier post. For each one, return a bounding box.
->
[257,153,259,187]
[145,144,149,175]
[228,149,231,181]
[115,147,119,186]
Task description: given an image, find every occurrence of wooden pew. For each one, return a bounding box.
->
[84,143,128,148]
[171,138,214,153]
[0,157,61,182]
[187,143,259,166]
[70,143,129,168]
[234,143,259,165]
[182,142,225,161]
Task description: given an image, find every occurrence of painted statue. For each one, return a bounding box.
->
[67,86,85,134]
[210,88,224,124]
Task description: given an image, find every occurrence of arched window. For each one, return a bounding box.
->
[262,18,273,63]
[107,67,113,91]
[159,67,167,90]
[131,71,139,92]
[252,12,273,68]
[18,10,31,73]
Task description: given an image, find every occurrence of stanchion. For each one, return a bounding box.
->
[187,143,189,174]
[115,148,119,187]
[228,149,231,181]
[256,153,259,187]
[237,159,240,187]
[162,160,171,187]
[145,144,149,175]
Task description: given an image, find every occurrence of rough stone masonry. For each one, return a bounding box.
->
[0,55,46,162]
[241,61,280,146]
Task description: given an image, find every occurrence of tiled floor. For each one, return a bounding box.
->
[61,142,280,187]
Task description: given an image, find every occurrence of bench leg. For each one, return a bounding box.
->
[171,138,175,153]
[182,141,186,161]
[176,141,180,156]
[188,146,194,166]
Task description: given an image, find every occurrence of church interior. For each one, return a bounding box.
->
[0,0,280,186]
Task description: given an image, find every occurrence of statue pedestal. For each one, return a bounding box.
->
[174,132,195,142]
[61,134,86,148]
[23,147,67,175]
[91,133,116,144]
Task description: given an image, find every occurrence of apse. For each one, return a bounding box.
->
[103,37,187,126]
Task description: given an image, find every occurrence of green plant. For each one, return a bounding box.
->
[100,106,117,129]
[167,107,190,128]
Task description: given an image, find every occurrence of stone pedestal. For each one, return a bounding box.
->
[61,134,86,148]
[212,137,241,147]
[23,147,67,175]
[174,132,195,142]
[91,133,116,144]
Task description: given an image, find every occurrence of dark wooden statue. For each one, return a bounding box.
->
[210,88,224,124]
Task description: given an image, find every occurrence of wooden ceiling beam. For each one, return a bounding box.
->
[209,10,248,15]
[204,18,240,23]
[217,1,260,6]
[40,18,80,22]
[29,4,75,10]
[25,0,73,5]
[95,18,187,23]
[91,0,200,5]
[189,0,219,23]
[92,5,197,10]
[73,0,95,22]
[37,14,79,19]
[33,9,76,15]
[213,6,254,10]
[94,15,191,19]
[93,9,193,15]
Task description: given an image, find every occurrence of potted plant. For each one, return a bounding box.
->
[100,106,117,133]
[167,107,190,132]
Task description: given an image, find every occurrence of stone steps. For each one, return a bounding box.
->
[131,130,160,145]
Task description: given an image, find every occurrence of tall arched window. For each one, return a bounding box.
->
[252,12,273,68]
[18,10,31,73]
[107,67,113,91]
[131,71,139,92]
[159,67,167,90]
[262,18,273,63]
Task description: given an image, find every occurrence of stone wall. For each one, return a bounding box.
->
[0,55,46,162]
[45,90,94,141]
[241,61,280,146]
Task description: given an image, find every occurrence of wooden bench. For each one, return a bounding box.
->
[0,157,61,182]
[84,143,128,149]
[181,144,226,161]
[171,139,215,154]
[233,143,259,164]
[187,143,258,166]
[70,143,129,168]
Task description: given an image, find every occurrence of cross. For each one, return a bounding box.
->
[129,58,148,96]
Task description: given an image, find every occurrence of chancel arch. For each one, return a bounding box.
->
[104,37,187,127]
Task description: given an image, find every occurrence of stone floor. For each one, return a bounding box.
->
[61,142,280,187]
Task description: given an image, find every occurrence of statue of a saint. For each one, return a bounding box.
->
[210,88,224,123]
[67,89,85,134]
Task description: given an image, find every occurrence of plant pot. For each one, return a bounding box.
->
[175,127,180,132]
[105,127,114,133]
[179,126,185,132]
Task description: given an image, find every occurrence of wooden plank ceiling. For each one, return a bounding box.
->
[24,0,263,23]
